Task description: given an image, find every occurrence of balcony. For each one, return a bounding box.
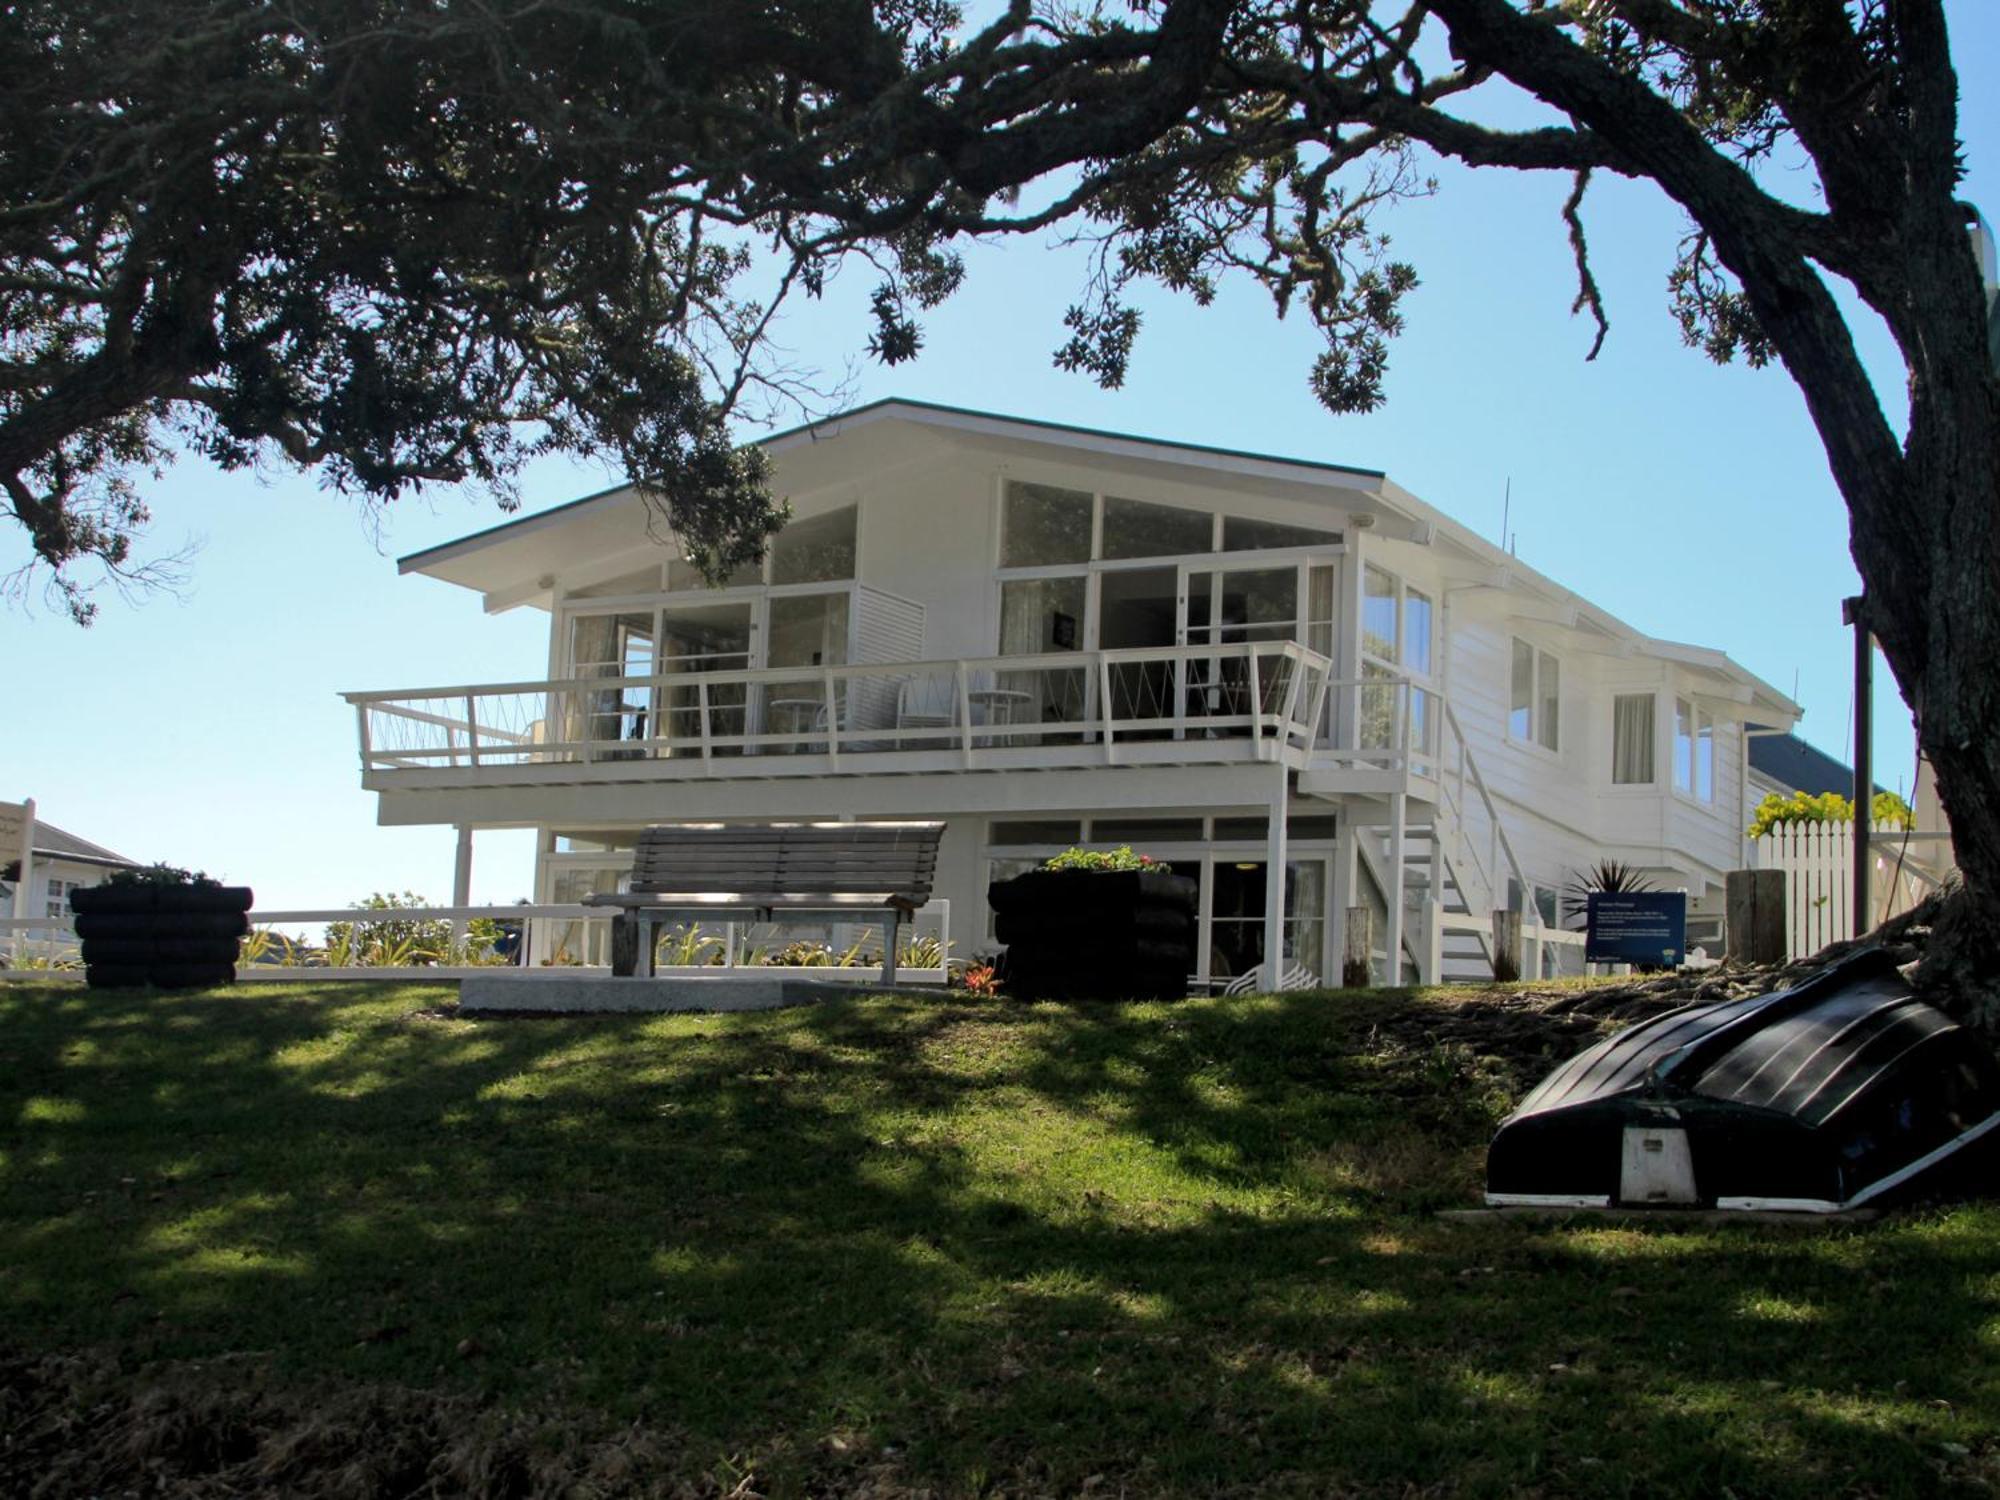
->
[346,643,1435,791]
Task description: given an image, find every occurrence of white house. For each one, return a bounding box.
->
[346,399,1799,986]
[2,798,141,954]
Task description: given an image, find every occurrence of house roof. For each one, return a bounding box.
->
[1748,733,1879,799]
[27,818,140,869]
[393,396,1800,722]
[395,397,1389,577]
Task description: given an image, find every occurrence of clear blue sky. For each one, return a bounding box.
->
[7,6,1994,911]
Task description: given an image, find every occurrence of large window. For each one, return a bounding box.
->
[1362,564,1399,660]
[1001,482,1093,566]
[1223,516,1342,552]
[1510,639,1560,752]
[1675,697,1715,800]
[1612,693,1656,784]
[1004,479,1343,568]
[771,504,857,584]
[1102,495,1213,559]
[1360,566,1435,752]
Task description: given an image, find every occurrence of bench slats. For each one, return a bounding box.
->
[585,822,947,978]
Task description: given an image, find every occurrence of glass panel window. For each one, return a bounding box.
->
[989,819,1082,846]
[1404,587,1433,676]
[1223,516,1341,552]
[1207,859,1327,983]
[1674,698,1715,800]
[1510,639,1534,740]
[765,592,850,669]
[1537,650,1560,752]
[1363,564,1399,661]
[1187,567,1298,646]
[771,504,857,584]
[1509,639,1560,751]
[1002,481,1092,566]
[1612,694,1656,784]
[998,575,1087,654]
[1090,818,1204,844]
[667,552,761,591]
[997,574,1089,725]
[1101,495,1212,559]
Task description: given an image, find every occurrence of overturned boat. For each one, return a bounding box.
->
[1486,949,2000,1213]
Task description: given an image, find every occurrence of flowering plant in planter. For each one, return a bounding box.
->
[989,848,1195,1001]
[1041,845,1162,872]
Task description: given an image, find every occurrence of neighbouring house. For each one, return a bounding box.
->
[1746,731,1874,809]
[346,399,1801,986]
[2,799,142,947]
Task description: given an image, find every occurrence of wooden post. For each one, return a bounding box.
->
[1342,904,1374,988]
[1845,595,1873,934]
[1726,869,1787,963]
[1491,909,1523,983]
[1262,780,1289,991]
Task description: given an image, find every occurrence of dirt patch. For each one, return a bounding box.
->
[0,1350,922,1500]
[1363,891,1948,1096]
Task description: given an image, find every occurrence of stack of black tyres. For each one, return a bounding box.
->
[988,869,1197,1001]
[71,884,254,990]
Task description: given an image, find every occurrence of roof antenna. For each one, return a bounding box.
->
[1500,477,1511,550]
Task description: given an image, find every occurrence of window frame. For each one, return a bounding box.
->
[992,477,1348,659]
[1609,691,1658,787]
[1507,637,1562,755]
[1673,696,1717,803]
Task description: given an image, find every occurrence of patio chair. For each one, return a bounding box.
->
[1221,961,1321,996]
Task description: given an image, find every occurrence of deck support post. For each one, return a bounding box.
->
[1328,817,1355,987]
[1261,775,1290,991]
[1385,792,1407,985]
[451,825,474,954]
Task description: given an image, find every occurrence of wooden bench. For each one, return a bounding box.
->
[583,821,946,981]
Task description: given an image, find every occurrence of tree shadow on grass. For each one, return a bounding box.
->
[1,983,1996,1496]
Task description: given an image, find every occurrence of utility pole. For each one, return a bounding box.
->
[1842,596,1872,934]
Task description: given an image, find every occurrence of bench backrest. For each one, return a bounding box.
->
[628,822,944,903]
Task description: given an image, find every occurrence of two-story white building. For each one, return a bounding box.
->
[346,400,1798,987]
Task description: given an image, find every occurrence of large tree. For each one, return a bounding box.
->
[6,2,1997,981]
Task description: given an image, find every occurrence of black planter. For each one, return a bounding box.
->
[987,869,1197,1001]
[70,885,253,989]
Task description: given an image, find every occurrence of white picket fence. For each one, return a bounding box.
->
[1752,821,1950,960]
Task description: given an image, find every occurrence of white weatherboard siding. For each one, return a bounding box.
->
[351,400,1798,984]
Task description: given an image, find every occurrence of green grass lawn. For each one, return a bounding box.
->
[2,981,1997,1497]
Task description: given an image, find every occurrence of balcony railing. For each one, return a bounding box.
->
[352,640,1368,776]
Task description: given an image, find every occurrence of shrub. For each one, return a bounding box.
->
[953,961,1001,998]
[1747,788,1915,840]
[324,892,453,967]
[1041,845,1161,873]
[103,863,221,889]
[1559,859,1657,927]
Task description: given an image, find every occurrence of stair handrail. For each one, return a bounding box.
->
[1439,697,1530,913]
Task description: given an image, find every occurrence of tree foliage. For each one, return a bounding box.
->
[1,0,965,618]
[7,2,2000,963]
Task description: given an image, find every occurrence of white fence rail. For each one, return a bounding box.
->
[1,900,953,984]
[1752,822,1950,959]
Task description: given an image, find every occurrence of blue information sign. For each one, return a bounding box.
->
[1585,891,1687,967]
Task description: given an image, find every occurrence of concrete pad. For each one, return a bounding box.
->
[459,972,889,1014]
[1435,1205,1881,1228]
